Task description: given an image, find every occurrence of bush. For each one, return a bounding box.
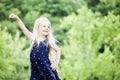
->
[0,29,30,80]
[58,6,120,80]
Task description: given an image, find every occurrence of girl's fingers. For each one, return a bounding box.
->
[50,64,56,71]
[52,67,55,71]
[9,13,15,18]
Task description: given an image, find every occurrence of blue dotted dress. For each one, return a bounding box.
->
[30,40,60,80]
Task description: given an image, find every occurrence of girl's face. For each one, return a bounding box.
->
[38,21,50,37]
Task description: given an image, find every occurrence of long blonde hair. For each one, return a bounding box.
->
[32,17,57,63]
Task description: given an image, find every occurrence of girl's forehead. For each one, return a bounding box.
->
[41,21,50,25]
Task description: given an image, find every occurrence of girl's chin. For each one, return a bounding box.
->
[41,32,49,36]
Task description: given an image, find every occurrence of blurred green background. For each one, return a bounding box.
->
[0,0,120,80]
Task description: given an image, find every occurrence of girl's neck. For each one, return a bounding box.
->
[38,35,47,41]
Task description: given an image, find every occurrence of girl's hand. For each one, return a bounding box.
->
[50,62,58,71]
[9,13,18,20]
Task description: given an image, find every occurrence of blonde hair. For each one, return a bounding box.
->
[32,17,57,63]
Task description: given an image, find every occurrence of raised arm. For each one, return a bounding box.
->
[9,13,34,42]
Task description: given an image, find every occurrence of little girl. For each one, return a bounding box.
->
[9,13,61,80]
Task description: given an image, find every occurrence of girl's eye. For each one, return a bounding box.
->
[43,25,46,27]
[48,26,50,28]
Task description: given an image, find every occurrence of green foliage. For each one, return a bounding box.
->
[58,6,120,80]
[0,20,18,35]
[86,0,120,15]
[0,29,30,80]
[0,0,86,20]
[24,10,39,31]
[9,8,21,16]
[0,0,22,20]
[0,29,15,80]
